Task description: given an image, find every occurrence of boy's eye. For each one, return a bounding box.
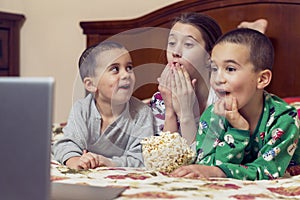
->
[111,66,119,72]
[211,66,217,72]
[126,65,133,72]
[226,65,236,72]
[209,63,218,72]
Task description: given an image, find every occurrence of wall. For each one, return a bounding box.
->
[0,0,180,123]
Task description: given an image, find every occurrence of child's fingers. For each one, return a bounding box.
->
[213,99,225,116]
[225,98,231,111]
[79,153,98,169]
[224,97,249,130]
[181,66,193,90]
[78,158,90,169]
[177,66,186,89]
[158,65,171,86]
[158,75,166,87]
[160,65,169,78]
[224,96,238,119]
[173,65,182,91]
[87,154,98,169]
[161,67,173,90]
[97,155,112,167]
[176,65,193,92]
[231,97,238,112]
[166,70,172,91]
[178,66,197,100]
[170,166,189,177]
[171,71,176,93]
[191,79,197,90]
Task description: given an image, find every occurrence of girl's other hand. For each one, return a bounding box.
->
[158,64,174,112]
[171,64,198,119]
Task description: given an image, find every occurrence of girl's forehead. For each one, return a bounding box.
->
[170,22,203,38]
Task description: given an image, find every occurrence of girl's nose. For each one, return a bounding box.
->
[172,51,181,58]
[172,45,182,58]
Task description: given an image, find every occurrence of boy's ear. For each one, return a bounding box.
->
[83,77,97,93]
[257,69,272,89]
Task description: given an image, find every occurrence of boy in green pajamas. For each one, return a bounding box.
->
[170,28,300,180]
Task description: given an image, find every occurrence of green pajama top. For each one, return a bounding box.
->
[195,92,300,180]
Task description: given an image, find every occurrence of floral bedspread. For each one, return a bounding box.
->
[51,98,300,200]
[51,160,300,200]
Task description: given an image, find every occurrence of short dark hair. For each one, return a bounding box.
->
[215,28,274,71]
[78,41,126,81]
[172,12,222,52]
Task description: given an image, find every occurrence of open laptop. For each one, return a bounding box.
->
[0,77,54,200]
[0,77,126,200]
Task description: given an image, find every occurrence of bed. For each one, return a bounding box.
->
[51,159,300,199]
[50,1,300,199]
[51,0,300,199]
[80,0,300,102]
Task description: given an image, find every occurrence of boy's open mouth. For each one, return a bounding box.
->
[215,89,230,97]
[119,84,130,89]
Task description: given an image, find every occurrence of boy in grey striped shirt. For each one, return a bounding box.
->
[53,41,155,169]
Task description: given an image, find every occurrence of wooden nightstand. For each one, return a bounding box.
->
[0,11,25,76]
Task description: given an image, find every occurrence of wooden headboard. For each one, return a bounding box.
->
[80,0,300,100]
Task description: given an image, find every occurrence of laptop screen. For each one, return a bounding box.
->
[0,77,54,200]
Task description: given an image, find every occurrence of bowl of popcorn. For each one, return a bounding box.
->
[141,131,195,173]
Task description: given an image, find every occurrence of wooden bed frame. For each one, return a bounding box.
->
[80,0,300,100]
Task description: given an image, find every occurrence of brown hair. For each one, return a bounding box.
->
[78,41,126,81]
[172,12,222,53]
[215,28,274,71]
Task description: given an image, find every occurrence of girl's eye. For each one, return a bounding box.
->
[167,41,176,47]
[167,36,176,47]
[184,42,194,48]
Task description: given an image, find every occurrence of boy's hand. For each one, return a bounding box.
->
[66,150,115,170]
[170,164,226,179]
[78,150,115,169]
[214,96,249,130]
[78,149,99,169]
